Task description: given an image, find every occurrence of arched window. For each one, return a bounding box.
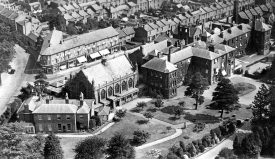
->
[128,78,133,88]
[108,87,113,96]
[115,84,120,94]
[122,81,127,91]
[101,89,106,99]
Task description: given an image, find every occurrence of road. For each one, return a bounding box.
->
[0,45,30,115]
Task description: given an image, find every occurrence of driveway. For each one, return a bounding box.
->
[0,45,31,115]
[203,75,263,105]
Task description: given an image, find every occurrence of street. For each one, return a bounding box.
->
[0,45,31,115]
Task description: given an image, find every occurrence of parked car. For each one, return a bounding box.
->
[8,69,15,74]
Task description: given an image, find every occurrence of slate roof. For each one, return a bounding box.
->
[202,6,213,13]
[33,104,78,114]
[156,20,165,27]
[141,40,168,56]
[148,22,159,30]
[116,29,127,38]
[127,2,137,7]
[239,11,249,20]
[260,4,268,12]
[142,57,177,73]
[244,10,253,19]
[81,55,134,87]
[254,6,263,16]
[41,27,118,55]
[28,32,38,42]
[91,4,102,11]
[122,27,135,35]
[249,8,258,16]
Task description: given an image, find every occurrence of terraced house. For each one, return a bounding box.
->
[39,27,120,73]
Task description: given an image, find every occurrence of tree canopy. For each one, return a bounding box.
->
[106,133,135,159]
[0,122,45,159]
[185,72,208,110]
[74,136,106,159]
[44,133,63,159]
[252,84,270,122]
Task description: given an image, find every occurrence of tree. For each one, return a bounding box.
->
[66,23,78,35]
[269,58,275,79]
[115,109,126,119]
[136,101,147,110]
[44,133,63,159]
[233,136,242,155]
[174,107,184,119]
[178,101,185,107]
[74,136,106,159]
[143,112,154,121]
[252,84,270,122]
[0,122,45,159]
[106,133,135,159]
[132,130,151,146]
[218,148,237,159]
[154,95,164,108]
[0,40,16,85]
[212,78,239,118]
[241,134,261,158]
[185,72,208,110]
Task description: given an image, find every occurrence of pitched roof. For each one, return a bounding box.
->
[116,29,127,38]
[254,19,272,32]
[98,106,110,116]
[141,40,168,56]
[142,57,177,73]
[127,2,137,7]
[239,11,249,19]
[260,4,268,12]
[122,27,135,35]
[254,6,263,16]
[41,27,118,55]
[81,55,134,87]
[33,104,78,114]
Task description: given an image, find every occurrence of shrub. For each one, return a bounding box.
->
[199,145,205,153]
[91,116,101,126]
[155,95,164,108]
[161,105,184,115]
[131,107,142,113]
[136,102,147,110]
[202,140,208,147]
[183,136,190,139]
[236,120,243,128]
[192,140,198,147]
[210,127,222,140]
[166,126,172,131]
[132,130,151,146]
[179,141,186,152]
[115,109,126,119]
[89,119,97,129]
[202,134,211,146]
[218,148,236,159]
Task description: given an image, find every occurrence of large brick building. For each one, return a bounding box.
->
[142,57,178,98]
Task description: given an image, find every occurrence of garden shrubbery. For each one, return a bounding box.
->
[166,120,237,158]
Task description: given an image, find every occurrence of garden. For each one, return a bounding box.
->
[233,82,256,96]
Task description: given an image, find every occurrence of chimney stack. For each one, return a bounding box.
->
[65,93,69,104]
[46,96,50,104]
[80,92,84,106]
[168,47,173,62]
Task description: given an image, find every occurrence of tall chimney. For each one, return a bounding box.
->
[46,96,50,104]
[65,93,69,104]
[80,92,84,106]
[168,47,173,62]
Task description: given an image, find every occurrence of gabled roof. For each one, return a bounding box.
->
[249,8,258,16]
[160,19,170,26]
[41,27,118,55]
[260,4,268,12]
[78,10,88,17]
[116,29,127,38]
[122,27,135,35]
[202,6,213,13]
[81,55,134,87]
[254,6,263,16]
[142,57,177,73]
[143,24,153,31]
[244,10,253,19]
[156,20,165,27]
[127,2,137,7]
[239,11,249,19]
[91,4,103,11]
[148,22,159,30]
[98,106,110,116]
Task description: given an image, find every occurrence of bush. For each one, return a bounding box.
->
[199,145,205,152]
[183,136,190,139]
[228,122,236,134]
[89,119,97,129]
[193,122,205,132]
[136,102,147,110]
[115,109,127,119]
[210,127,222,140]
[218,148,236,159]
[161,105,184,115]
[91,116,101,126]
[132,130,151,146]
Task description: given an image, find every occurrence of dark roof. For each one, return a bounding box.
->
[244,10,253,19]
[142,57,177,73]
[28,32,38,42]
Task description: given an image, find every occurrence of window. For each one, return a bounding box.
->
[58,124,62,131]
[115,84,120,93]
[128,78,133,88]
[48,124,52,131]
[122,81,127,91]
[47,115,51,120]
[57,115,61,120]
[206,69,209,74]
[66,115,71,120]
[108,87,113,96]
[39,124,43,131]
[80,115,84,119]
[67,124,71,131]
[38,115,42,120]
[101,89,106,99]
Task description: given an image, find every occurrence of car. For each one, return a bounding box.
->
[8,69,15,74]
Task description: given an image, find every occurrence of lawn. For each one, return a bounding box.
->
[233,82,257,96]
[136,122,221,159]
[60,113,176,159]
[97,113,176,143]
